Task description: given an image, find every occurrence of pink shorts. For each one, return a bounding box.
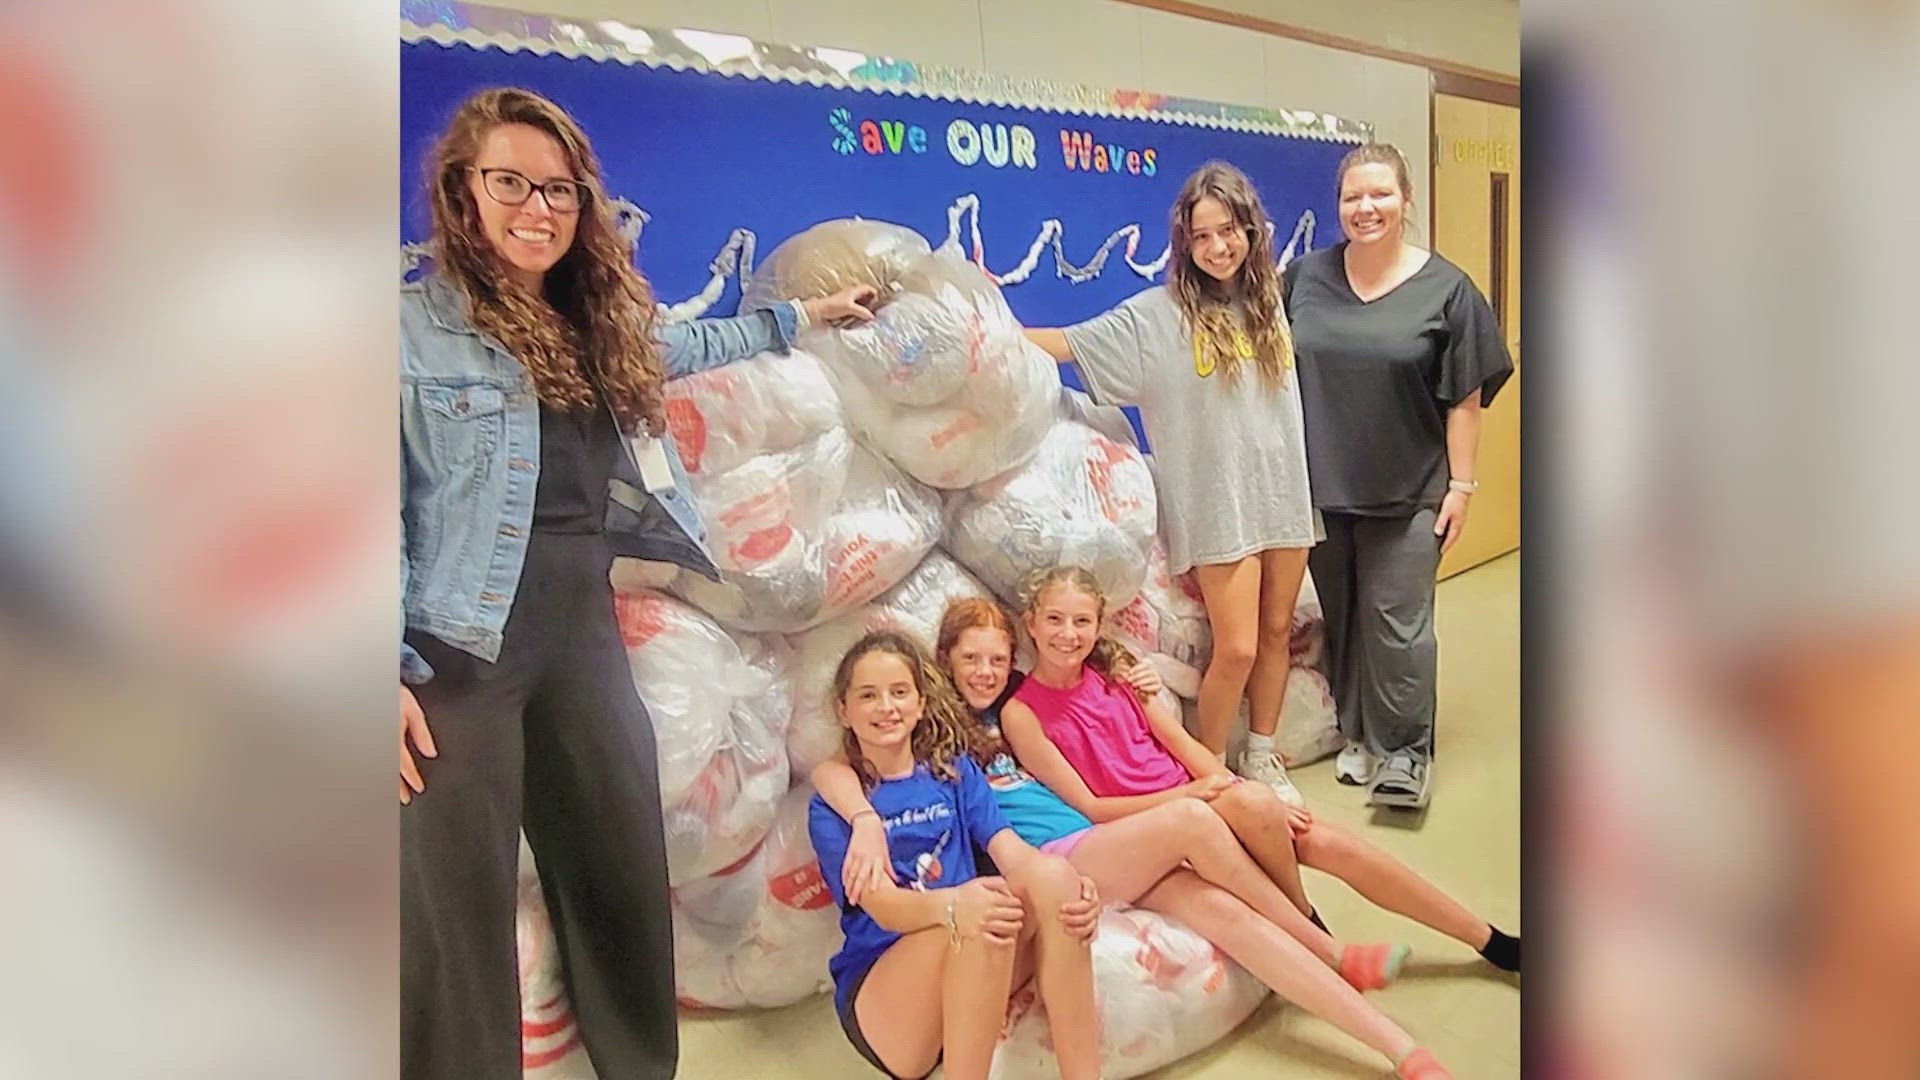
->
[1038,827,1092,859]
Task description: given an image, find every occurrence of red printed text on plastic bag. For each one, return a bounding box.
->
[1086,435,1147,524]
[613,592,669,649]
[768,862,834,911]
[665,397,708,475]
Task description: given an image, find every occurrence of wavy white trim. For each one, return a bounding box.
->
[404,195,1315,301]
[401,1,1372,143]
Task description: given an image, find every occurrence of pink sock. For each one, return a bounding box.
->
[1336,942,1411,991]
[1395,1047,1451,1079]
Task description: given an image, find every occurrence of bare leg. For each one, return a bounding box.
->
[1066,797,1340,965]
[1192,556,1262,755]
[1246,548,1309,740]
[1004,855,1103,1080]
[1137,870,1420,1066]
[1294,820,1493,950]
[852,923,1018,1080]
[1206,781,1316,916]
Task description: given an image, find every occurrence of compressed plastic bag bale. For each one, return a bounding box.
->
[808,252,1055,490]
[611,590,737,807]
[662,348,842,479]
[671,786,844,1011]
[1289,568,1325,668]
[988,905,1269,1080]
[827,336,1055,491]
[741,218,931,312]
[783,552,994,778]
[660,668,790,886]
[869,549,995,646]
[809,252,1021,409]
[515,837,596,1079]
[946,420,1158,609]
[1274,665,1342,768]
[669,427,944,633]
[1107,540,1211,699]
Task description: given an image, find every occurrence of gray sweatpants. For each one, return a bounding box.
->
[1308,508,1442,761]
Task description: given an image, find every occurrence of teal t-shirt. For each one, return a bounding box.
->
[977,672,1093,847]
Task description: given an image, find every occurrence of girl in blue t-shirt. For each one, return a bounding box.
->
[816,602,1456,1079]
[807,631,1103,1080]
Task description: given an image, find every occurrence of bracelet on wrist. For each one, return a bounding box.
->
[945,898,961,951]
[851,809,880,825]
[1448,478,1478,495]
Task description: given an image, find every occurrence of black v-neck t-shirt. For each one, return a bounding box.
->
[1283,243,1512,516]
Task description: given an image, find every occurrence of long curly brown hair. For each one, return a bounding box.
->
[833,631,979,790]
[425,86,666,436]
[1166,160,1294,390]
[1016,566,1149,702]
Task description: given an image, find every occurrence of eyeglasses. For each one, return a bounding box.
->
[470,167,588,213]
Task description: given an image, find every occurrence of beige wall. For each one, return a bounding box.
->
[1171,0,1518,77]
[478,0,1451,236]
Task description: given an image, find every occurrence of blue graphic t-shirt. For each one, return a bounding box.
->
[809,755,1014,1016]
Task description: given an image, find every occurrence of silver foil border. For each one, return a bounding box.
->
[401,0,1375,144]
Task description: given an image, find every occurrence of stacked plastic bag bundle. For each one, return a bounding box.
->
[671,785,843,1011]
[661,348,842,481]
[1104,539,1213,699]
[665,423,945,634]
[611,589,792,885]
[741,217,932,314]
[783,551,994,778]
[945,420,1159,610]
[988,905,1269,1080]
[802,248,1056,490]
[1276,570,1341,766]
[514,836,596,1080]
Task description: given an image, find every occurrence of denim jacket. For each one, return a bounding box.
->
[400,273,799,682]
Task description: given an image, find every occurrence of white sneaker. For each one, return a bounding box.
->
[1235,750,1306,806]
[1335,740,1377,786]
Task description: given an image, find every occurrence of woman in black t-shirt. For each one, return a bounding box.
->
[1282,143,1512,810]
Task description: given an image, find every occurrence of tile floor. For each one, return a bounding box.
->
[677,552,1521,1078]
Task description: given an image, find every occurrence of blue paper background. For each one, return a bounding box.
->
[401,41,1354,435]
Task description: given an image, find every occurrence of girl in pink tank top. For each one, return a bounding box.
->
[1011,661,1192,797]
[998,567,1521,995]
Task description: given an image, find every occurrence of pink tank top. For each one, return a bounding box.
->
[1012,667,1192,797]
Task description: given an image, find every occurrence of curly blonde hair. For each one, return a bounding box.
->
[1016,566,1147,701]
[424,87,667,436]
[833,631,980,790]
[1166,160,1294,390]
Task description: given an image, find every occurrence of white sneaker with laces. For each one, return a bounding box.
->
[1235,750,1306,806]
[1335,740,1377,786]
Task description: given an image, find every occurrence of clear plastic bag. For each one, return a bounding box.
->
[1107,539,1211,699]
[782,551,993,778]
[663,348,842,480]
[989,905,1269,1080]
[515,835,590,1076]
[807,254,1055,489]
[946,420,1159,609]
[670,785,842,1010]
[669,427,944,633]
[612,590,741,807]
[741,218,931,312]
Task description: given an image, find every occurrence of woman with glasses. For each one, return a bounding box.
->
[398,87,874,1080]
